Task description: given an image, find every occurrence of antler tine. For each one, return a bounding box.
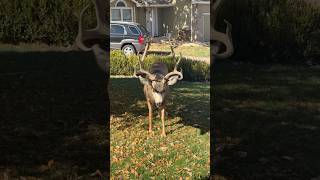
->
[213,0,222,12]
[135,42,154,79]
[91,0,107,32]
[174,53,182,71]
[76,0,108,51]
[211,0,234,59]
[76,4,91,51]
[140,42,149,63]
[169,39,175,59]
[138,54,143,69]
[137,42,150,70]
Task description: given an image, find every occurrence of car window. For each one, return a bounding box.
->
[129,26,140,35]
[138,25,148,35]
[111,25,125,34]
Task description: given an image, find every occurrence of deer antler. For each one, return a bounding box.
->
[169,39,176,59]
[75,0,108,73]
[165,41,183,81]
[76,0,107,51]
[212,0,234,59]
[135,42,154,79]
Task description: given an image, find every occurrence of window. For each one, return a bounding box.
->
[111,0,133,22]
[116,1,126,7]
[122,9,132,22]
[138,25,148,34]
[129,26,140,35]
[111,9,121,21]
[111,25,125,34]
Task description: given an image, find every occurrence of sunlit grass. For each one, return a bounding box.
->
[149,43,210,58]
[110,78,210,178]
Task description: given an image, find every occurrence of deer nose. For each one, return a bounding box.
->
[155,103,161,108]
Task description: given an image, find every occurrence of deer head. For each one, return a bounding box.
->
[76,0,108,73]
[135,42,183,107]
[212,0,234,59]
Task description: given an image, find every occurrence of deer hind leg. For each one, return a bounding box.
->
[160,107,166,137]
[147,99,153,133]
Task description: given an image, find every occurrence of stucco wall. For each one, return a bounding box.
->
[158,0,192,37]
[135,8,146,25]
[191,3,210,42]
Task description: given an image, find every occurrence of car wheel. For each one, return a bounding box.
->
[122,44,136,55]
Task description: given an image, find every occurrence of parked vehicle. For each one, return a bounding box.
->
[110,21,150,55]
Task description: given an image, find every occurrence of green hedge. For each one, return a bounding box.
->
[216,0,320,63]
[110,50,210,82]
[0,0,100,45]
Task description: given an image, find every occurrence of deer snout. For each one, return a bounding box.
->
[155,102,162,108]
[152,92,164,107]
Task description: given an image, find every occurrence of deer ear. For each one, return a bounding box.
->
[167,75,180,86]
[136,71,150,85]
[138,76,149,85]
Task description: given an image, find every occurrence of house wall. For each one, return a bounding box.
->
[158,0,192,37]
[191,3,210,42]
[135,8,146,25]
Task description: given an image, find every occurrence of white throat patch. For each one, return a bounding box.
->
[153,92,163,104]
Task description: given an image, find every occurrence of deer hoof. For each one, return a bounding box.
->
[161,132,166,137]
[148,130,154,135]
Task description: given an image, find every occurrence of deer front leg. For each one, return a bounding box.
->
[147,99,153,133]
[160,107,166,137]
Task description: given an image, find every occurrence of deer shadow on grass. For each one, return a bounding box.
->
[0,50,108,177]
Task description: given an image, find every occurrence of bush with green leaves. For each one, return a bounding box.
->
[0,0,100,45]
[110,50,210,82]
[216,0,320,63]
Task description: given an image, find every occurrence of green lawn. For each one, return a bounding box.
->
[149,43,210,58]
[110,77,210,178]
[213,62,320,180]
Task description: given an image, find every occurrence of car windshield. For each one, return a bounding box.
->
[138,25,149,35]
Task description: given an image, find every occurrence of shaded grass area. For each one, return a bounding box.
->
[149,43,210,58]
[213,62,320,179]
[0,50,108,178]
[110,78,210,178]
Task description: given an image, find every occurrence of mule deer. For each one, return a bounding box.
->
[135,42,183,137]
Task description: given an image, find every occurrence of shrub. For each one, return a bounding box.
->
[217,0,320,63]
[110,50,210,82]
[0,0,100,45]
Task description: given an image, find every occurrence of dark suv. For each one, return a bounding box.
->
[110,22,150,55]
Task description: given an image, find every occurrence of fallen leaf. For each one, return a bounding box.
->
[160,147,168,151]
[237,151,248,158]
[310,176,320,180]
[281,156,294,161]
[38,165,49,172]
[47,159,55,168]
[258,157,268,164]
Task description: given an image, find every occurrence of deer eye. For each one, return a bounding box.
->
[153,88,165,93]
